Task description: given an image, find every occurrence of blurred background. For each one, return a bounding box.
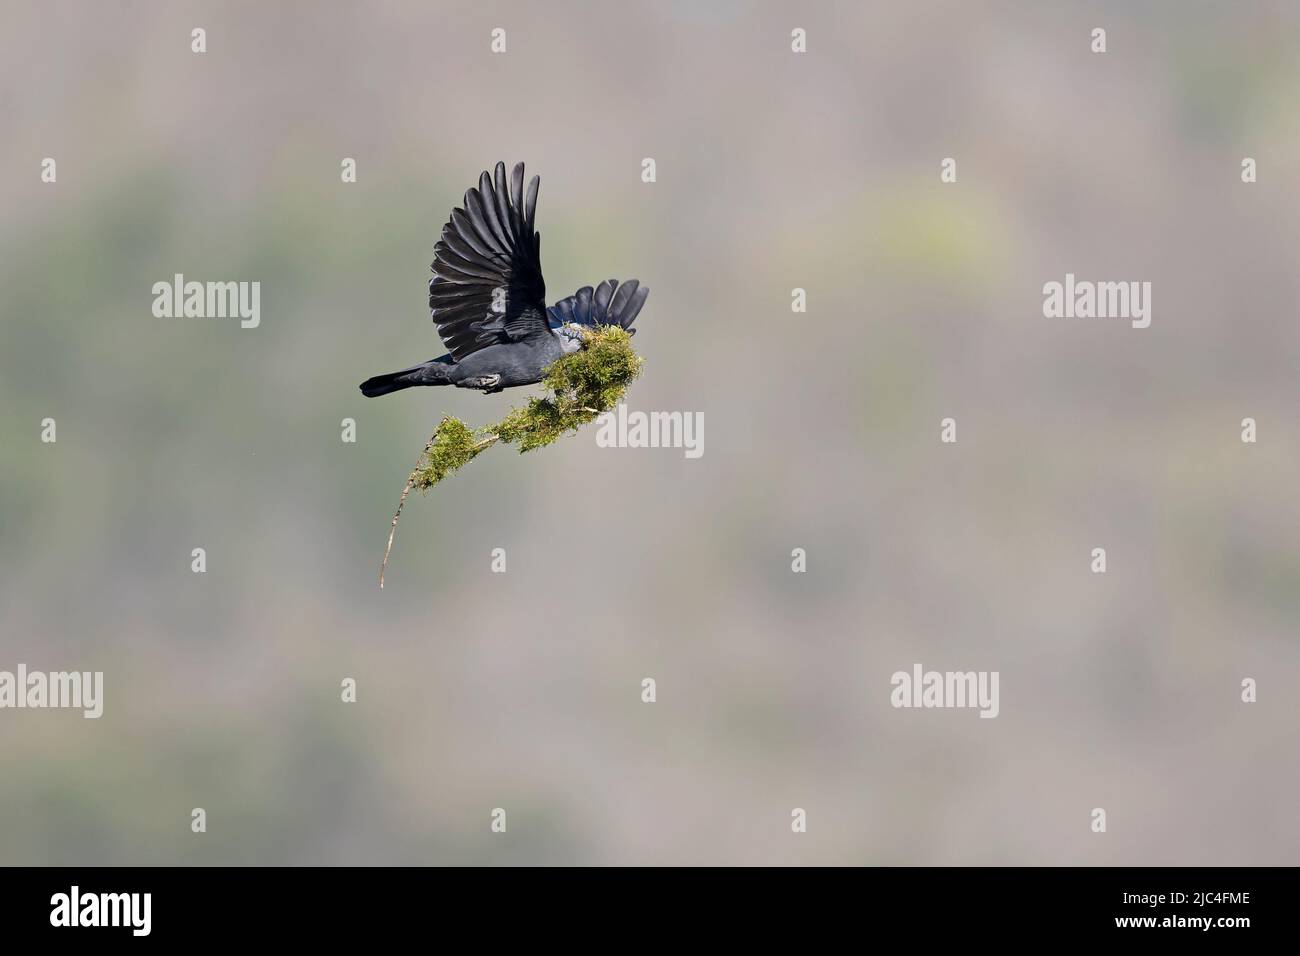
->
[1,0,1298,865]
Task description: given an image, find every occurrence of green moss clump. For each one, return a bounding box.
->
[542,325,644,414]
[412,416,485,490]
[495,397,566,451]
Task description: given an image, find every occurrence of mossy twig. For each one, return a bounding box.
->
[377,326,643,587]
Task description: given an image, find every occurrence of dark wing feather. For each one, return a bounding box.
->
[428,162,548,361]
[547,279,649,335]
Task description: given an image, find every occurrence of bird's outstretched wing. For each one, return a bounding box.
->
[429,162,548,361]
[547,278,649,335]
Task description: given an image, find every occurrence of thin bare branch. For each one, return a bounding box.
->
[379,436,434,589]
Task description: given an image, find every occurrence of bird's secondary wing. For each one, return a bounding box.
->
[428,162,548,361]
[547,278,649,335]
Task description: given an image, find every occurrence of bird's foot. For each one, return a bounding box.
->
[460,374,502,392]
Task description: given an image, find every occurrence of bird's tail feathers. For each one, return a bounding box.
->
[359,357,453,397]
[547,278,649,335]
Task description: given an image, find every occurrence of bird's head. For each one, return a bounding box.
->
[556,323,586,354]
[555,321,639,355]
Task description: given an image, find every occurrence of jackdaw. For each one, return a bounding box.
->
[360,162,649,397]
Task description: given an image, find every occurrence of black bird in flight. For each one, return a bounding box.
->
[360,162,648,397]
